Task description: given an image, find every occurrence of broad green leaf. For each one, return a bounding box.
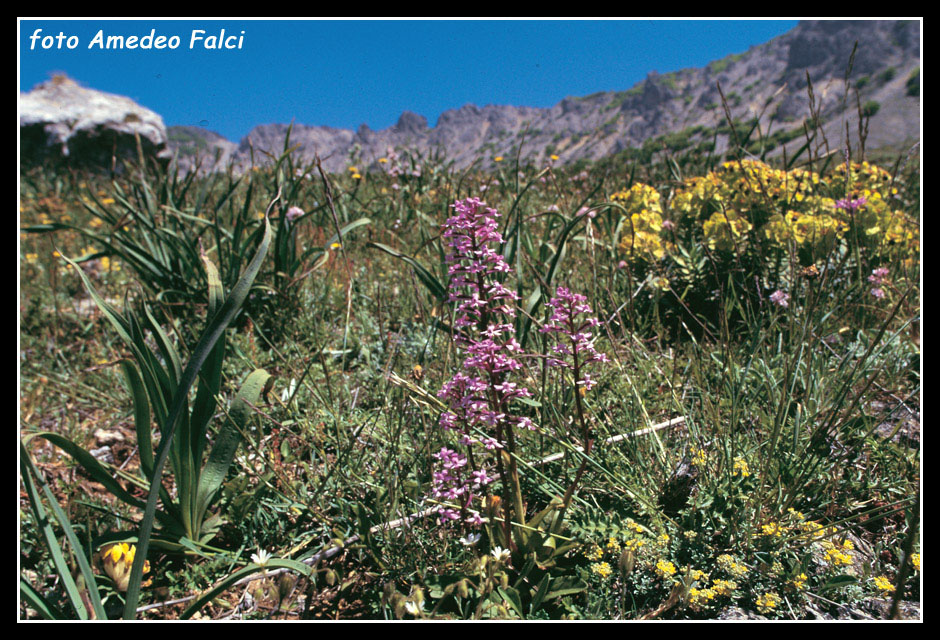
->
[122,214,272,618]
[193,369,271,529]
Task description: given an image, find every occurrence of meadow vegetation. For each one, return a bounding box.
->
[19,110,920,619]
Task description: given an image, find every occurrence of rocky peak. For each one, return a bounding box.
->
[394,111,429,134]
[20,74,170,170]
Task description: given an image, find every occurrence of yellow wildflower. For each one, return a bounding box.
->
[733,458,751,478]
[584,545,604,561]
[655,559,677,578]
[100,543,151,592]
[688,587,718,610]
[755,591,781,614]
[591,562,612,579]
[711,578,737,596]
[873,575,894,593]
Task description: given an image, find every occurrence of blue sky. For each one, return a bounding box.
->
[19,19,799,142]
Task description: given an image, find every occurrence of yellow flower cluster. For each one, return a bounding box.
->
[873,575,894,593]
[687,587,717,610]
[691,448,707,468]
[666,159,919,259]
[625,520,645,534]
[612,183,668,261]
[686,572,737,612]
[733,458,751,478]
[655,559,677,578]
[760,521,784,538]
[591,561,613,579]
[833,161,894,193]
[821,539,855,567]
[710,578,737,597]
[763,204,846,253]
[623,538,645,552]
[702,210,754,252]
[716,554,749,578]
[99,543,151,592]
[584,544,605,561]
[101,256,120,272]
[755,591,781,614]
[790,572,808,591]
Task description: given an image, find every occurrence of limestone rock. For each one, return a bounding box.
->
[20,75,171,170]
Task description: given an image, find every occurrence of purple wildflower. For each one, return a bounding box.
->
[769,290,790,308]
[285,206,304,223]
[835,196,867,212]
[430,198,534,526]
[868,267,890,285]
[539,287,609,384]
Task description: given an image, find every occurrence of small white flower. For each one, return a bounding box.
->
[404,600,424,616]
[490,546,511,562]
[280,378,297,403]
[459,533,481,546]
[251,548,272,567]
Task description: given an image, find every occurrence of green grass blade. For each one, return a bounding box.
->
[366,242,447,302]
[21,442,107,619]
[20,577,65,620]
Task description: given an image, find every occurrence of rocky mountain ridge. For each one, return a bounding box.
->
[21,20,920,174]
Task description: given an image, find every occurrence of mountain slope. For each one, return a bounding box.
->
[162,20,919,173]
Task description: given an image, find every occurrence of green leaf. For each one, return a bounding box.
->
[122,214,272,618]
[20,577,67,620]
[820,574,858,592]
[24,433,146,511]
[366,242,447,302]
[527,574,552,613]
[193,369,271,529]
[544,575,588,600]
[120,361,155,480]
[497,586,524,619]
[21,442,107,620]
[327,217,372,247]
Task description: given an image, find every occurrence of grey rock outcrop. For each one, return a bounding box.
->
[20,75,171,170]
[167,126,238,175]
[199,20,918,174]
